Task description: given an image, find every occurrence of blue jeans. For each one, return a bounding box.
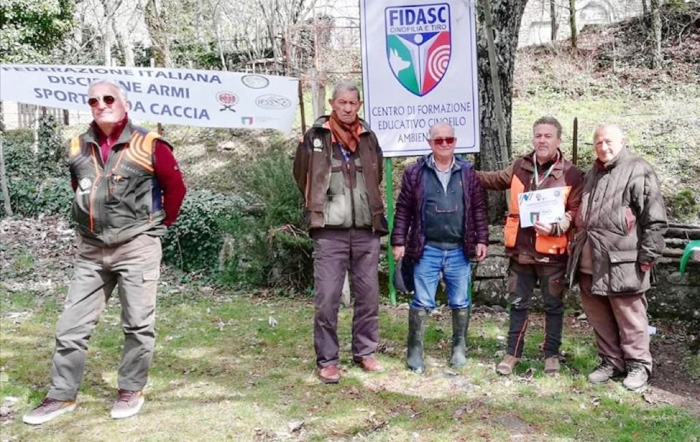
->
[412,245,471,310]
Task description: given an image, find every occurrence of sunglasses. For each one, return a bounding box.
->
[431,137,456,145]
[88,95,116,108]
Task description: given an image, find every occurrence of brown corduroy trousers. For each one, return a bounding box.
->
[311,228,381,367]
[578,273,652,374]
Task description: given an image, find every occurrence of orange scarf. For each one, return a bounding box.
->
[329,111,360,152]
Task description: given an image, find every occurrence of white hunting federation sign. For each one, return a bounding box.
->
[360,0,480,157]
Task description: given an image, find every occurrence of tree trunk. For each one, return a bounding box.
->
[0,139,11,217]
[650,0,662,68]
[145,0,173,67]
[477,0,529,223]
[642,0,648,16]
[118,25,135,67]
[100,0,122,66]
[550,0,558,41]
[104,24,113,66]
[569,0,577,49]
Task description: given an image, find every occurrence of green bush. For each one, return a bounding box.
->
[162,189,245,272]
[216,138,313,290]
[3,129,36,178]
[1,119,70,218]
[37,115,66,176]
[669,188,700,222]
[8,176,72,218]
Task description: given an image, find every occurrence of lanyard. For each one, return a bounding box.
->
[532,151,560,189]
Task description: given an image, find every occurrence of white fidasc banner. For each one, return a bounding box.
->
[360,0,480,157]
[0,64,299,132]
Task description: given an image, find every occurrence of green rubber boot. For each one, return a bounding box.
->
[449,308,470,368]
[407,308,427,373]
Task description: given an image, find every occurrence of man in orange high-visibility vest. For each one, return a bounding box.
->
[477,116,583,376]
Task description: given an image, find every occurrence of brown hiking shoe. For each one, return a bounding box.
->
[23,397,76,425]
[110,390,145,419]
[544,356,560,375]
[623,363,650,392]
[496,354,520,375]
[588,361,624,384]
[318,365,340,384]
[355,357,384,373]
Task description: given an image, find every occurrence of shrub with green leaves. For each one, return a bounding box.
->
[1,119,71,218]
[162,189,245,272]
[8,177,72,218]
[669,188,700,222]
[216,138,313,290]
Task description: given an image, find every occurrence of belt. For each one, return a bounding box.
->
[426,240,462,250]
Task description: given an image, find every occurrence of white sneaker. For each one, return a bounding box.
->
[23,398,76,425]
[110,390,145,419]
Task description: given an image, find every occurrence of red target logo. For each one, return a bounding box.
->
[427,45,450,83]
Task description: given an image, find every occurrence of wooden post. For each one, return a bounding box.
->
[32,105,39,154]
[298,80,306,134]
[572,117,578,166]
[151,58,164,135]
[482,0,509,168]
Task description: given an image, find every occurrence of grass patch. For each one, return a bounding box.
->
[2,286,699,441]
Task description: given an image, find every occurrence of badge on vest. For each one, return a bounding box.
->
[312,138,323,152]
[79,178,92,191]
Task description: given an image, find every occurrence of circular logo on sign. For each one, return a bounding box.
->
[554,190,561,197]
[242,74,270,89]
[216,91,238,111]
[255,94,292,110]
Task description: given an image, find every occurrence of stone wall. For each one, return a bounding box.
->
[473,225,700,321]
[518,0,644,47]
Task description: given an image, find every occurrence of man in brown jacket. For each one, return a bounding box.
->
[477,116,584,376]
[568,124,667,392]
[293,83,388,384]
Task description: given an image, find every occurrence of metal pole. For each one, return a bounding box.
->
[385,157,397,306]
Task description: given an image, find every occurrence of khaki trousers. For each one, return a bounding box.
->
[47,234,162,400]
[578,273,652,374]
[312,228,380,367]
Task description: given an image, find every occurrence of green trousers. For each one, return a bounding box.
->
[47,234,161,400]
